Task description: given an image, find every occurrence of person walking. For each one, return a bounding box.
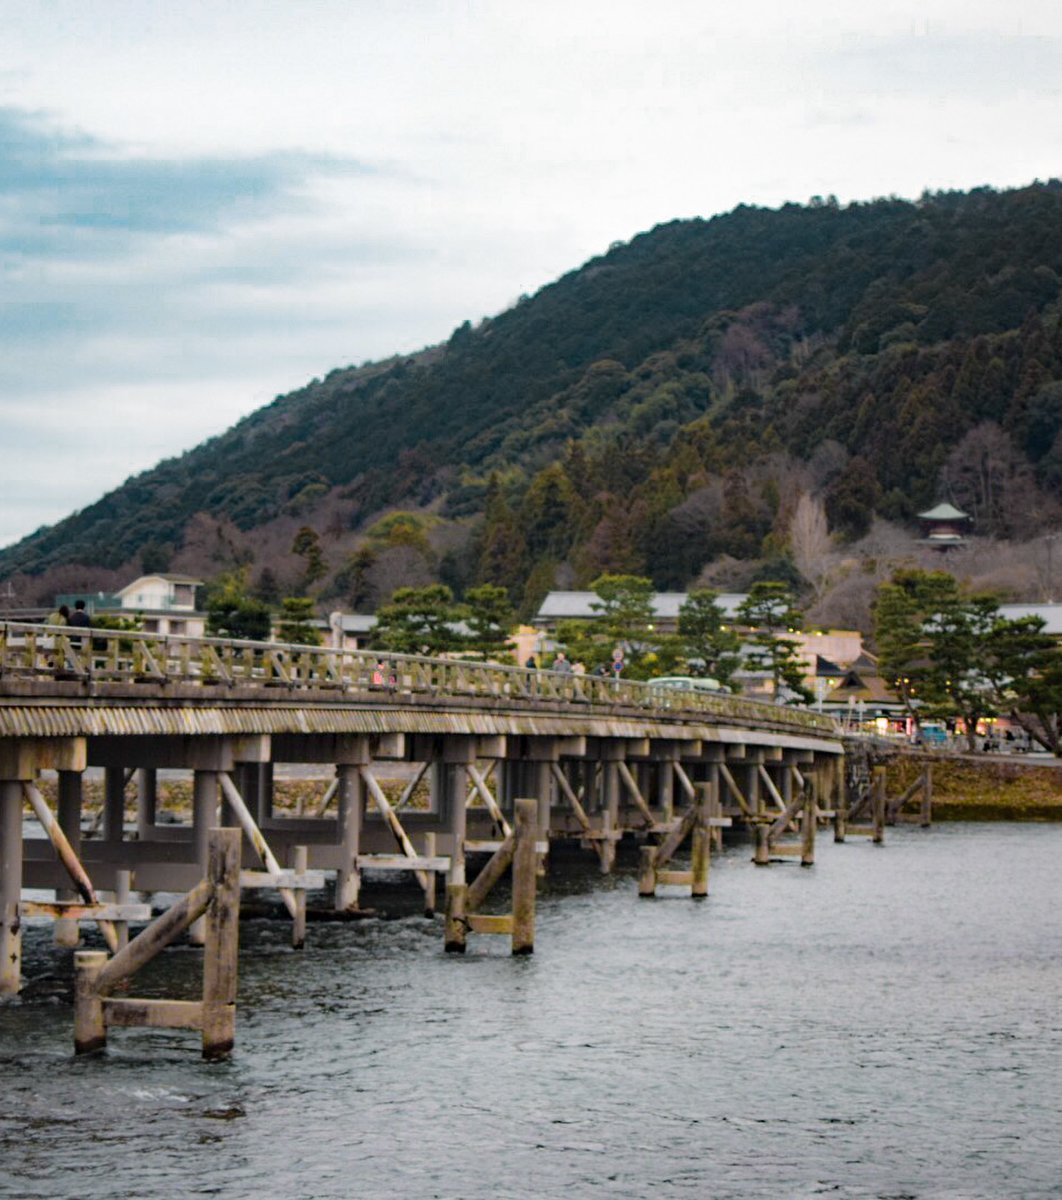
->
[553,652,573,674]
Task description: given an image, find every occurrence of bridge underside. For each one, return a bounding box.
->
[1,688,843,995]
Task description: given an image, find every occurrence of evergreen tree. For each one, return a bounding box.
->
[676,589,742,686]
[873,569,960,725]
[276,596,322,646]
[206,570,273,642]
[371,584,463,656]
[462,583,516,662]
[588,573,657,679]
[292,526,327,589]
[736,582,813,704]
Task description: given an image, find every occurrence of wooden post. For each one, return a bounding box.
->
[690,784,710,899]
[872,767,886,844]
[445,764,468,953]
[511,797,537,955]
[190,769,218,945]
[533,760,551,875]
[103,767,126,843]
[920,765,933,827]
[834,756,848,842]
[257,762,274,826]
[73,950,108,1054]
[136,768,157,839]
[753,822,770,866]
[201,828,240,1061]
[113,869,132,951]
[600,760,619,874]
[291,845,307,950]
[801,778,816,867]
[657,761,675,823]
[638,845,658,897]
[55,770,82,948]
[707,764,723,852]
[422,832,438,916]
[335,763,363,912]
[0,780,22,996]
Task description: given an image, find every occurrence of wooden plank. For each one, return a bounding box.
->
[239,869,327,889]
[19,901,151,922]
[769,844,804,856]
[103,997,203,1030]
[465,839,549,854]
[466,834,515,913]
[657,870,693,886]
[466,914,513,935]
[355,855,450,873]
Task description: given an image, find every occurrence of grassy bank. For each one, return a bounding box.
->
[885,754,1062,821]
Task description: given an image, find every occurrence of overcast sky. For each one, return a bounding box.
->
[2,0,1061,549]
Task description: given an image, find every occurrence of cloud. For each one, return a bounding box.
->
[0,106,372,244]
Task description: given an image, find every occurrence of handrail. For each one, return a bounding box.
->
[0,620,839,736]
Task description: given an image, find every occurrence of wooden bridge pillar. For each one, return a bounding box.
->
[55,770,83,947]
[335,765,363,911]
[103,767,126,844]
[0,779,22,996]
[191,770,220,944]
[599,744,623,874]
[329,735,370,912]
[444,738,475,952]
[135,768,157,840]
[656,760,675,823]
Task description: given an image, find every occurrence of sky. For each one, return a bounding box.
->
[2,0,1062,550]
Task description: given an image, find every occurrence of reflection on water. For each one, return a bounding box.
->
[3,824,1061,1199]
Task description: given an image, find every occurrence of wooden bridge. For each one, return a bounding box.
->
[0,620,848,1048]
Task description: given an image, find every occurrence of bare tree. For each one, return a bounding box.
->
[790,492,833,599]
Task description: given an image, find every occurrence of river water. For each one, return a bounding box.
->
[2,822,1060,1199]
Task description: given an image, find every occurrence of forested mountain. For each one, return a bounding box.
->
[5,181,1062,618]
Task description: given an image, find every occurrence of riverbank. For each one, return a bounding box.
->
[885,752,1062,820]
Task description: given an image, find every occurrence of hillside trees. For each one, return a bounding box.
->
[7,183,1062,599]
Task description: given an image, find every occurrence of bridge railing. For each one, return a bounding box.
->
[0,621,838,735]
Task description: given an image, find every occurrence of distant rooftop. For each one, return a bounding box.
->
[918,503,970,522]
[535,591,747,623]
[998,602,1062,636]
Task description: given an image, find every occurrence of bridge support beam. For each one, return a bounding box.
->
[598,744,623,874]
[55,770,83,948]
[136,768,157,840]
[1,780,22,996]
[444,738,475,953]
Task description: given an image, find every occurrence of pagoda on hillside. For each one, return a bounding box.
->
[918,502,970,551]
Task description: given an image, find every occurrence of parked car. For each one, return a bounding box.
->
[649,675,729,694]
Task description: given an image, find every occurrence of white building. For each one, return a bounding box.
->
[115,574,205,638]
